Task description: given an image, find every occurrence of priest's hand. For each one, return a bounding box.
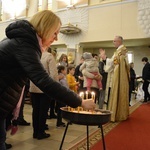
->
[99,48,106,60]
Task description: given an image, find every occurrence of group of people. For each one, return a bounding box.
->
[79,36,130,122]
[75,35,149,123]
[74,36,130,123]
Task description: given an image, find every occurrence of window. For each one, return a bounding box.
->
[2,0,26,20]
[0,0,2,21]
[127,51,134,63]
[48,0,52,10]
[38,0,42,12]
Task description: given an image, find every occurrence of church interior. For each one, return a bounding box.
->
[0,0,150,150]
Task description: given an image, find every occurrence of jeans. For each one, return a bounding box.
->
[0,119,6,150]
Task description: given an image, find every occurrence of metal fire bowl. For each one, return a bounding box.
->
[60,107,111,126]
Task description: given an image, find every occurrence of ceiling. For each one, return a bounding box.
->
[51,38,150,50]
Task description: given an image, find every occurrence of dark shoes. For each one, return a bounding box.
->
[47,114,57,119]
[18,119,30,126]
[56,122,66,128]
[5,143,12,149]
[33,132,50,140]
[44,124,49,130]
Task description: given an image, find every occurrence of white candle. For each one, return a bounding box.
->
[91,92,95,102]
[86,91,88,99]
[79,92,84,99]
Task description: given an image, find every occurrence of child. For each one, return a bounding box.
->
[56,65,68,128]
[67,65,79,93]
[80,52,102,91]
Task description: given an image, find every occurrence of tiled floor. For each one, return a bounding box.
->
[6,96,140,150]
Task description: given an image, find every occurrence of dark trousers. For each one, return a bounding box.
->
[49,98,56,116]
[56,101,66,126]
[106,87,111,109]
[30,93,50,136]
[5,113,13,130]
[129,90,132,104]
[0,119,6,150]
[142,81,150,101]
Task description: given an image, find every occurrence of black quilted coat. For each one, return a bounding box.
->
[0,20,82,119]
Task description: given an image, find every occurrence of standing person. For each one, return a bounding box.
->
[98,52,108,109]
[57,53,68,68]
[100,36,130,122]
[129,62,136,105]
[30,47,58,140]
[0,10,95,149]
[141,57,150,102]
[74,56,85,93]
[80,52,102,91]
[56,65,68,128]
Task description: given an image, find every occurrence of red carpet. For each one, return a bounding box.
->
[91,103,150,150]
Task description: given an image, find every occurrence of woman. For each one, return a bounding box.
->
[80,52,102,91]
[30,48,58,139]
[57,53,68,67]
[0,10,95,149]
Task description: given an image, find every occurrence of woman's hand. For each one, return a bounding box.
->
[81,99,96,110]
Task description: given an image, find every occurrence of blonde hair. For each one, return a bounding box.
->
[29,10,61,40]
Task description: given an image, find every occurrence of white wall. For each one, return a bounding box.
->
[83,1,145,42]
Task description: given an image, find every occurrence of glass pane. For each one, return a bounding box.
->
[38,0,42,11]
[2,0,26,20]
[48,0,52,10]
[128,52,134,63]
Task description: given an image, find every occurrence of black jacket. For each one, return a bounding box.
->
[142,62,150,81]
[0,20,81,119]
[129,67,136,92]
[99,60,108,90]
